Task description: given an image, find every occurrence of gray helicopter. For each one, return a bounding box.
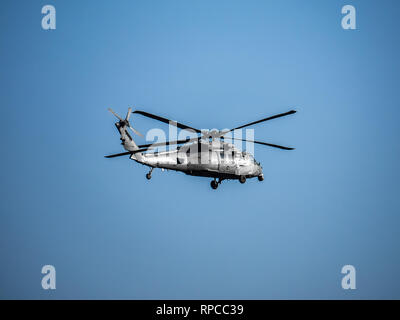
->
[105,108,296,189]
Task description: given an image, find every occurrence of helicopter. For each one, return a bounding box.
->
[105,107,296,189]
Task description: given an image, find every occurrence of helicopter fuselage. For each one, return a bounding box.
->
[131,142,263,181]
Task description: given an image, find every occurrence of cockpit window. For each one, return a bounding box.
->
[244,153,257,164]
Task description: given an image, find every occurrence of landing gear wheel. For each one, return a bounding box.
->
[258,174,264,182]
[239,175,246,184]
[146,168,154,180]
[210,180,218,190]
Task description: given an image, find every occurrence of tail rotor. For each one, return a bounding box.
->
[108,107,144,137]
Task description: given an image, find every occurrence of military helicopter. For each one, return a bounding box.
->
[105,107,296,189]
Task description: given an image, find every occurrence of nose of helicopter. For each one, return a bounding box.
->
[255,162,262,175]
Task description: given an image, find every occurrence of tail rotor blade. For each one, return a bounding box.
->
[126,107,132,121]
[108,108,124,121]
[129,126,144,138]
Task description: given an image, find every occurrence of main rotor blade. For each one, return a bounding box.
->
[133,110,202,134]
[108,108,124,122]
[104,151,132,158]
[106,138,199,159]
[223,110,297,134]
[138,137,198,149]
[231,137,295,150]
[128,147,166,154]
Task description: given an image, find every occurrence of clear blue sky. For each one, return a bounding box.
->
[1,0,399,299]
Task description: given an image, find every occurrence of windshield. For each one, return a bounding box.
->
[242,152,256,162]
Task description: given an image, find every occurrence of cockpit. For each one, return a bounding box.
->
[219,149,258,164]
[242,152,259,165]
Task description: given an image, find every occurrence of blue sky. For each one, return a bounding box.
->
[1,0,400,299]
